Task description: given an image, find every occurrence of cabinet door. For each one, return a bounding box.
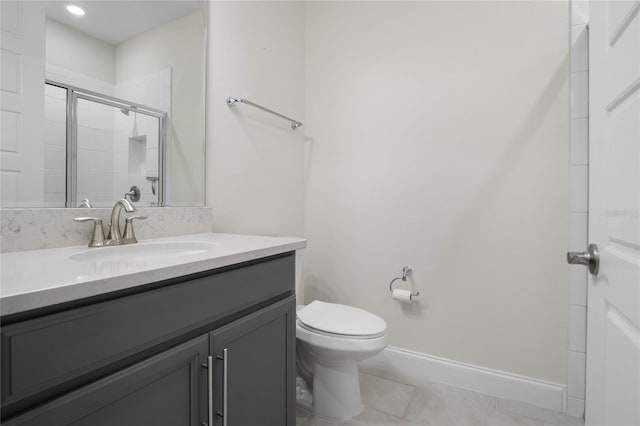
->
[210,296,296,426]
[4,335,208,426]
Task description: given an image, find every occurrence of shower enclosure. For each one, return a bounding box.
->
[45,80,167,208]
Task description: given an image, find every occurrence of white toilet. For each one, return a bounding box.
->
[296,300,387,419]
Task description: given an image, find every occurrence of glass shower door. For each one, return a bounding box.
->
[75,97,162,207]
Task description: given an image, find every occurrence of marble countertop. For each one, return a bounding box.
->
[1,233,306,316]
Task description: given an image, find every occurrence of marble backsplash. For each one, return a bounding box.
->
[1,207,214,253]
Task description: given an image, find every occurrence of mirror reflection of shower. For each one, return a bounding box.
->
[44,80,167,208]
[120,107,139,137]
[146,176,159,207]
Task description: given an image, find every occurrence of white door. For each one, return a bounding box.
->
[585,1,640,425]
[0,0,45,207]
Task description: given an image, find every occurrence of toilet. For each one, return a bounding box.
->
[295,300,387,419]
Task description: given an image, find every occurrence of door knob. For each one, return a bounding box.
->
[567,243,600,275]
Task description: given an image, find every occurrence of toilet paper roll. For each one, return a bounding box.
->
[392,288,413,303]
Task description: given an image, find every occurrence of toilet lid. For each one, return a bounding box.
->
[297,301,387,337]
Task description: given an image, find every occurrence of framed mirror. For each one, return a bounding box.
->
[0,1,206,208]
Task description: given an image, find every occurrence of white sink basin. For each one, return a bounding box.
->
[70,241,218,262]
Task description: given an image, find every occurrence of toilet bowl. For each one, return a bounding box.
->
[296,300,387,419]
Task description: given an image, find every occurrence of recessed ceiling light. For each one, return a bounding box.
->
[66,4,85,16]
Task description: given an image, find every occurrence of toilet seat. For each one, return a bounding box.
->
[296,319,387,355]
[296,320,385,340]
[297,300,387,338]
[298,301,387,336]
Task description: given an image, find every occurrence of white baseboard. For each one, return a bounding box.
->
[360,346,567,413]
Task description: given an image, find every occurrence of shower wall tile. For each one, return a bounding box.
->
[568,351,586,399]
[569,165,588,212]
[43,109,67,207]
[44,95,66,123]
[569,305,587,353]
[569,267,587,306]
[114,68,170,206]
[571,25,589,73]
[94,106,114,132]
[95,129,113,153]
[569,212,588,250]
[567,0,589,416]
[43,169,65,194]
[44,193,65,208]
[570,119,588,165]
[571,72,589,119]
[44,145,65,170]
[44,66,118,208]
[76,148,92,171]
[113,151,128,174]
[44,120,65,147]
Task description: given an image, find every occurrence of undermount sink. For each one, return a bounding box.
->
[70,241,218,262]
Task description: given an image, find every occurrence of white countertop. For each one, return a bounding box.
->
[1,233,306,316]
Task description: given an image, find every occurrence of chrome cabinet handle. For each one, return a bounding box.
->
[223,348,228,426]
[567,243,600,275]
[200,356,213,426]
[215,349,228,425]
[207,355,213,426]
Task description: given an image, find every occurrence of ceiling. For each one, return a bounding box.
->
[45,1,203,45]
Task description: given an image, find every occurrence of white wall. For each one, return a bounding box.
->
[116,11,206,206]
[206,1,306,237]
[205,1,570,385]
[45,18,115,85]
[302,1,570,384]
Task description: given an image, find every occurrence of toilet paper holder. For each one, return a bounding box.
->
[389,266,419,297]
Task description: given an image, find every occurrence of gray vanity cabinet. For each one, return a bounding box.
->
[1,252,296,426]
[210,297,296,426]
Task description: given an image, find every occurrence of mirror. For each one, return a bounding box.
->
[0,1,206,208]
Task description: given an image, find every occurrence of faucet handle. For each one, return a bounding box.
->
[73,217,106,247]
[123,215,147,243]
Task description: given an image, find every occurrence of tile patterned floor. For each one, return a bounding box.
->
[296,373,584,426]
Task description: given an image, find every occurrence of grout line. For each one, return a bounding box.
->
[365,405,426,426]
[400,387,415,420]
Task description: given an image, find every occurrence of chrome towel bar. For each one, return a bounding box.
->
[226,97,303,130]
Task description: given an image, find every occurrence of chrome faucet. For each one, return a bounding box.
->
[74,198,146,247]
[107,198,136,243]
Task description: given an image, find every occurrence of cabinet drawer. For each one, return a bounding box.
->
[1,253,294,412]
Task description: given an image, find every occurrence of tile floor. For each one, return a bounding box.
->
[296,373,585,426]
